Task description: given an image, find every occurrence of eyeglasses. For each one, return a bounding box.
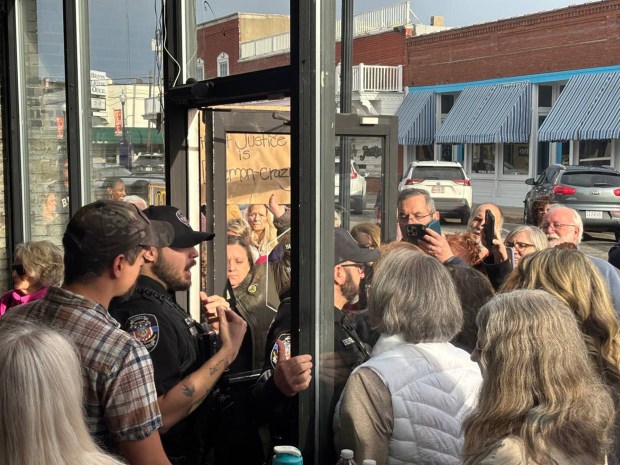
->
[398,212,434,223]
[504,241,535,250]
[540,222,576,231]
[11,264,26,276]
[340,263,365,272]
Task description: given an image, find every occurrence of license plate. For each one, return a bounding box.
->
[431,186,445,194]
[585,211,603,219]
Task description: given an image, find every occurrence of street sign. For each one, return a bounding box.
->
[90,70,108,96]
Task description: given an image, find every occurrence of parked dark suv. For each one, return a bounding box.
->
[524,164,620,233]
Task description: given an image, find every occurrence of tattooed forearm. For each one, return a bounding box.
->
[190,392,209,411]
[209,359,226,375]
[182,383,196,398]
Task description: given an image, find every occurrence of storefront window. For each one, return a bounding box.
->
[560,142,570,165]
[23,0,68,244]
[440,144,453,161]
[503,143,529,176]
[579,139,611,166]
[0,23,7,289]
[88,1,166,207]
[415,145,433,161]
[537,115,550,175]
[472,144,496,174]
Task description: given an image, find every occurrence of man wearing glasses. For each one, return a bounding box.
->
[542,205,620,316]
[397,189,460,264]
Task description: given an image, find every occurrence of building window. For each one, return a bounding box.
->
[472,144,496,174]
[538,85,552,108]
[503,143,529,175]
[217,52,229,77]
[197,58,205,81]
[579,140,611,166]
[415,145,433,161]
[537,115,550,175]
[440,144,453,162]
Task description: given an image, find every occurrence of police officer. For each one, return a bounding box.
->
[252,227,378,454]
[110,205,247,465]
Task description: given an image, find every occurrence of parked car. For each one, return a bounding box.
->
[335,159,367,214]
[132,153,165,174]
[524,164,620,233]
[398,161,472,224]
[92,164,132,178]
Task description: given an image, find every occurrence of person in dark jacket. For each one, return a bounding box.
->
[252,228,379,459]
[109,205,247,465]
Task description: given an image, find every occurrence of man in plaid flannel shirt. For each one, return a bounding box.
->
[6,200,175,465]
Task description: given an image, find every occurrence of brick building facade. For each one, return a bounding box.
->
[404,0,620,86]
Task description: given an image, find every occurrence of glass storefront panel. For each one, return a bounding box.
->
[0,18,7,290]
[503,143,529,175]
[472,143,496,174]
[23,0,68,243]
[579,139,611,166]
[88,1,165,207]
[440,144,453,162]
[336,135,383,226]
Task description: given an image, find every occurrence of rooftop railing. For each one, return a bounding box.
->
[336,63,403,93]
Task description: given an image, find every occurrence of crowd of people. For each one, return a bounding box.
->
[1,188,620,465]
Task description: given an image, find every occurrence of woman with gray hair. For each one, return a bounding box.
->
[502,225,547,267]
[334,249,482,464]
[0,241,64,316]
[0,319,127,465]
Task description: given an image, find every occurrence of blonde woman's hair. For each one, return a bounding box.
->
[370,248,462,343]
[500,247,620,386]
[463,290,614,463]
[0,318,126,465]
[245,204,277,255]
[15,240,64,287]
[504,225,547,252]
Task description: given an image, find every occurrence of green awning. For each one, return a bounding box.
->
[92,127,164,145]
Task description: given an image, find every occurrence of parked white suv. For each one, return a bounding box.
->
[399,161,472,224]
[335,160,367,214]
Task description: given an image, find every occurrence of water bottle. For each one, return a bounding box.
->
[335,449,357,465]
[272,445,303,465]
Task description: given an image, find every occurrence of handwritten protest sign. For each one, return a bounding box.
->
[226,132,291,205]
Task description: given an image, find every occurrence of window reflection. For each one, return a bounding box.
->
[22,0,68,244]
[88,0,166,207]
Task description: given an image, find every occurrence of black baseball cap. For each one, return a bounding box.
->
[65,200,174,262]
[143,205,214,248]
[334,227,379,266]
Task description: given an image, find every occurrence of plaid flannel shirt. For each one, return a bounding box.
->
[9,286,162,451]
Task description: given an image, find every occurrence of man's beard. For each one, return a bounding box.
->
[546,233,562,247]
[152,253,191,291]
[340,269,359,305]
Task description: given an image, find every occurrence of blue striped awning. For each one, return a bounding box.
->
[396,90,435,145]
[538,72,620,141]
[435,81,531,144]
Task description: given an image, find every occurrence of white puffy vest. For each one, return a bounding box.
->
[363,335,482,465]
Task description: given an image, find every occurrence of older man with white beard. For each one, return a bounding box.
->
[541,205,620,317]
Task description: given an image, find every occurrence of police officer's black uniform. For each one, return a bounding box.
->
[110,275,213,465]
[252,294,371,450]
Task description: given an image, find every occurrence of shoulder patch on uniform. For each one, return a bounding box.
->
[270,332,291,368]
[126,314,159,352]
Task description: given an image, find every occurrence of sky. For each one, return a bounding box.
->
[197,0,597,27]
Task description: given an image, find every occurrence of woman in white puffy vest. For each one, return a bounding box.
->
[333,248,482,465]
